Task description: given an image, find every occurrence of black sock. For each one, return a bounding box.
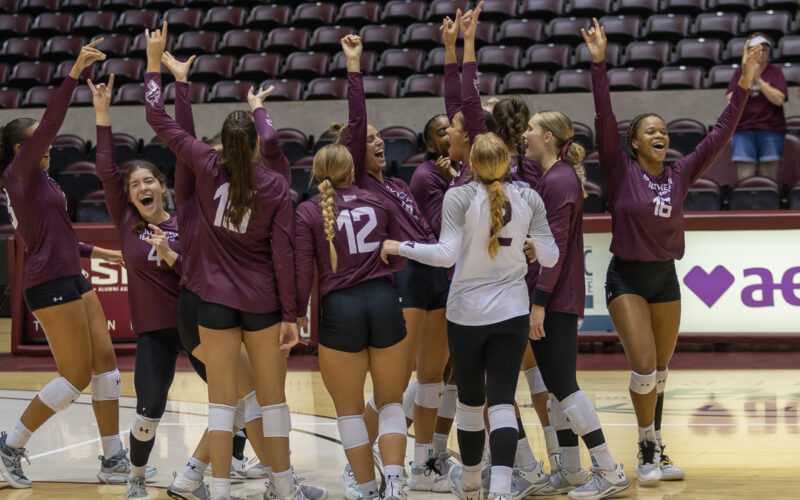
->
[580,428,606,450]
[556,429,579,448]
[489,427,519,468]
[233,431,246,461]
[516,418,526,439]
[456,429,485,466]
[654,393,664,434]
[130,435,155,468]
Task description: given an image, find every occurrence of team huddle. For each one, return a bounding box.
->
[0,2,764,500]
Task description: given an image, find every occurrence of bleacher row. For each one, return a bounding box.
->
[2,0,800,106]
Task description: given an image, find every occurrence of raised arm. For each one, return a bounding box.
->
[459,3,488,144]
[271,180,298,323]
[162,52,198,206]
[342,35,368,186]
[521,188,558,268]
[442,13,462,121]
[293,204,316,319]
[248,85,291,183]
[6,40,105,183]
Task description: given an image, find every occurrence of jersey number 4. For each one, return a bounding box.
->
[337,207,378,255]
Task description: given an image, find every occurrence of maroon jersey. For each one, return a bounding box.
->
[3,77,82,290]
[727,65,787,132]
[145,73,297,320]
[96,125,182,334]
[444,62,488,187]
[172,81,200,289]
[409,159,449,238]
[510,155,543,190]
[294,185,404,316]
[591,62,749,261]
[346,71,435,244]
[532,161,585,317]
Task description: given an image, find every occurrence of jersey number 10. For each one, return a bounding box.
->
[213,183,251,233]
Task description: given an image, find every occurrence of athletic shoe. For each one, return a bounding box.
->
[448,465,484,500]
[658,445,685,481]
[408,457,450,492]
[487,494,511,500]
[546,463,588,494]
[567,465,630,500]
[340,464,362,500]
[510,461,549,500]
[384,478,406,500]
[272,479,312,500]
[635,441,662,486]
[435,451,458,477]
[206,457,247,479]
[247,462,271,479]
[480,466,490,496]
[167,471,210,500]
[295,473,328,500]
[125,476,151,499]
[0,432,31,489]
[97,449,157,484]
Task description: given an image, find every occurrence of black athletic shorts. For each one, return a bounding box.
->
[320,278,407,353]
[392,260,449,310]
[177,288,202,355]
[24,274,93,312]
[198,300,282,331]
[605,257,681,306]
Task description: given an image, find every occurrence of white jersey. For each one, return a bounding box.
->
[399,181,558,326]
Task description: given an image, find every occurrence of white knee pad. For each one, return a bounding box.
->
[415,381,444,409]
[38,376,81,412]
[403,381,418,420]
[547,394,570,432]
[378,403,407,439]
[629,370,657,395]
[560,391,601,437]
[337,415,370,450]
[437,384,458,419]
[262,402,291,438]
[487,404,516,433]
[456,400,485,433]
[656,369,668,394]
[91,369,121,401]
[523,366,547,395]
[208,403,235,433]
[131,414,160,442]
[234,398,245,430]
[243,391,261,423]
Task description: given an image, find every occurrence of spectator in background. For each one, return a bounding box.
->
[727,33,787,181]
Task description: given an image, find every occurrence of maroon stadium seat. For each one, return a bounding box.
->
[281,52,328,80]
[207,80,252,103]
[402,74,445,97]
[708,63,740,87]
[480,0,517,22]
[378,48,425,77]
[0,14,31,38]
[7,61,51,87]
[724,37,751,63]
[655,66,704,89]
[246,4,289,31]
[599,15,642,44]
[202,6,246,32]
[708,0,756,14]
[363,75,399,98]
[575,42,622,68]
[30,12,72,37]
[189,54,234,83]
[19,0,58,15]
[477,45,521,73]
[163,81,207,103]
[0,37,41,63]
[329,50,376,76]
[76,189,110,223]
[427,0,470,22]
[424,46,463,73]
[51,58,94,84]
[309,26,355,52]
[761,0,799,13]
[729,176,781,210]
[97,58,144,85]
[551,68,593,92]
[233,53,281,81]
[778,35,800,62]
[608,67,651,90]
[675,38,724,68]
[519,0,565,20]
[380,126,418,167]
[777,133,800,187]
[568,0,612,18]
[336,1,381,26]
[292,2,336,29]
[625,40,671,69]
[219,29,264,55]
[117,10,160,34]
[524,43,571,72]
[0,0,19,13]
[501,70,549,94]
[41,35,84,61]
[184,0,224,9]
[265,28,309,54]
[277,128,309,165]
[781,63,800,85]
[104,0,143,12]
[667,118,707,155]
[477,72,498,94]
[163,8,202,33]
[685,177,722,211]
[573,122,594,152]
[0,87,22,108]
[98,34,130,58]
[0,63,7,82]
[546,17,591,45]
[360,24,402,51]
[645,13,691,41]
[743,10,792,39]
[381,0,426,24]
[497,19,544,47]
[583,180,605,213]
[404,23,443,50]
[113,83,146,105]
[614,0,658,16]
[474,21,497,47]
[661,0,704,15]
[172,31,218,55]
[305,77,347,100]
[694,12,741,41]
[259,79,304,101]
[23,85,57,107]
[72,11,116,36]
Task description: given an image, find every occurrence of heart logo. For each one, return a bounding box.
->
[683,266,735,308]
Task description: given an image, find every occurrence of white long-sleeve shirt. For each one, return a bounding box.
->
[400,181,558,326]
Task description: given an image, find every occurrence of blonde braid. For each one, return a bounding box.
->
[318,178,338,272]
[486,180,507,259]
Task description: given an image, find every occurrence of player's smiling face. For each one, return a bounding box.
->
[632,116,669,165]
[364,124,386,174]
[128,167,166,219]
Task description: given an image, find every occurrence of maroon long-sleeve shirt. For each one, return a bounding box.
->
[145,72,297,320]
[591,62,749,261]
[444,62,488,187]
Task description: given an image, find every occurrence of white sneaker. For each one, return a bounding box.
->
[435,451,458,477]
[206,457,247,479]
[510,461,549,500]
[384,478,407,500]
[294,473,328,500]
[0,432,31,489]
[635,441,662,486]
[448,465,484,500]
[568,465,630,500]
[340,464,362,500]
[125,476,150,499]
[246,462,271,479]
[168,471,210,500]
[547,463,588,494]
[658,445,685,481]
[97,449,157,484]
[408,457,450,492]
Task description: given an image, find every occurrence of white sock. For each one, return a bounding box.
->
[183,457,207,482]
[413,442,433,467]
[210,477,231,498]
[131,465,147,479]
[655,429,662,446]
[515,438,536,470]
[6,421,32,449]
[358,479,378,498]
[273,468,294,497]
[462,463,482,491]
[562,446,581,471]
[638,424,656,443]
[433,432,449,456]
[101,435,123,457]
[542,425,558,456]
[385,464,404,480]
[489,465,513,495]
[589,443,615,470]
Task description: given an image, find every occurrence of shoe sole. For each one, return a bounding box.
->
[660,470,685,481]
[635,475,661,487]
[98,473,128,484]
[167,489,203,500]
[568,481,631,500]
[408,482,451,493]
[0,468,31,489]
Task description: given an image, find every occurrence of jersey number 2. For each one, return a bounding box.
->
[498,201,513,247]
[337,207,378,255]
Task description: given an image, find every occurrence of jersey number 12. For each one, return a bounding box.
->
[337,207,378,255]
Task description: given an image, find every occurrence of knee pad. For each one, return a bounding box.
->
[243,391,261,423]
[39,376,81,412]
[560,391,601,437]
[131,414,160,442]
[415,381,444,409]
[487,404,516,433]
[437,384,458,419]
[378,403,407,439]
[656,368,668,394]
[547,394,570,432]
[402,381,418,420]
[456,400,485,433]
[629,370,657,395]
[208,403,235,433]
[91,369,121,401]
[261,402,291,438]
[234,398,245,430]
[523,366,547,395]
[337,415,370,450]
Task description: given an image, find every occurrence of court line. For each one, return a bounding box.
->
[29,430,130,461]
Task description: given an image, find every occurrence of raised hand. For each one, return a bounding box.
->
[69,38,105,79]
[87,74,115,125]
[341,34,362,60]
[247,85,275,111]
[441,11,461,48]
[435,155,456,182]
[161,51,195,83]
[739,40,764,89]
[459,1,483,40]
[145,21,169,72]
[581,17,607,63]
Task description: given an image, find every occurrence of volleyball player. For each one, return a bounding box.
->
[583,18,759,485]
[382,132,558,500]
[144,24,303,500]
[336,34,451,492]
[0,40,141,489]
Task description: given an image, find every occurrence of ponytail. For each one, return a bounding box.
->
[486,179,506,259]
[330,122,348,145]
[221,111,257,229]
[563,142,588,198]
[312,143,355,272]
[469,133,511,260]
[318,178,338,271]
